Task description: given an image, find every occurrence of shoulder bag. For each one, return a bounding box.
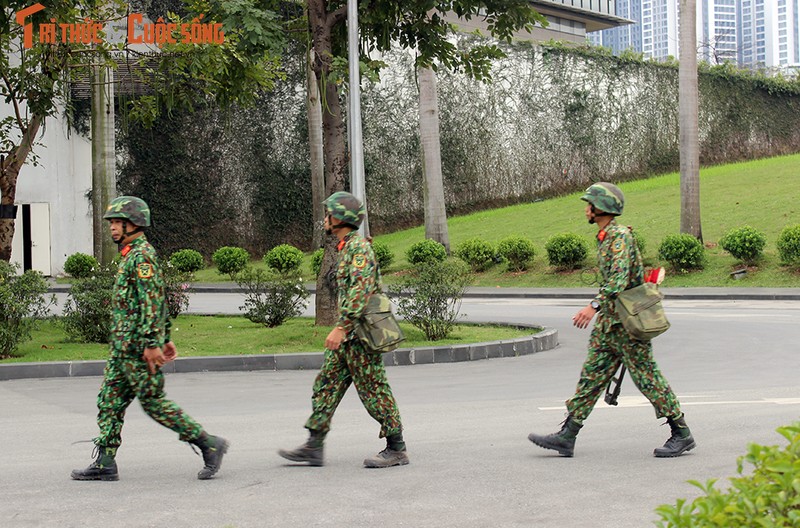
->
[354,293,406,353]
[614,282,670,341]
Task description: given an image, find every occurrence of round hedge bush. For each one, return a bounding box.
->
[169,249,204,273]
[632,229,647,256]
[454,237,496,272]
[64,252,98,279]
[264,244,304,273]
[544,233,588,270]
[310,248,324,278]
[212,246,250,277]
[777,225,800,266]
[658,234,705,272]
[372,240,394,271]
[497,235,536,271]
[719,226,766,264]
[407,239,447,265]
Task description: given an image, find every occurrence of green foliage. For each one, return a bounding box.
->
[389,259,472,341]
[0,261,52,358]
[497,235,536,271]
[407,239,447,266]
[544,234,588,270]
[719,226,767,264]
[163,262,192,319]
[60,265,115,344]
[777,225,800,266]
[169,249,204,273]
[235,268,309,328]
[632,229,647,256]
[264,244,304,273]
[64,252,99,279]
[658,234,706,272]
[311,248,324,278]
[655,422,800,527]
[372,240,394,271]
[212,246,250,280]
[455,237,498,272]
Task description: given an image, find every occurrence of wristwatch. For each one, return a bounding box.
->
[590,300,601,311]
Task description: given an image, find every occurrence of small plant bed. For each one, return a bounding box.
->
[4,317,540,363]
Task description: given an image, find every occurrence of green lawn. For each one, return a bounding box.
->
[172,153,800,288]
[4,316,537,363]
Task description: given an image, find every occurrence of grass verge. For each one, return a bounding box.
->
[3,316,539,363]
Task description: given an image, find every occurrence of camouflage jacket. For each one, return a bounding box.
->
[336,231,381,337]
[593,219,644,325]
[111,235,171,353]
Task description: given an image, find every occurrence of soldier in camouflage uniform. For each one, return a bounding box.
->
[528,183,696,458]
[71,196,229,481]
[278,191,408,468]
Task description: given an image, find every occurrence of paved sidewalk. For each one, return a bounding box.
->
[46,280,800,300]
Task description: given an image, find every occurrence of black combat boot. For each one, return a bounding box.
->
[71,446,119,481]
[363,433,410,468]
[654,414,696,458]
[278,429,325,466]
[192,433,230,480]
[528,416,583,457]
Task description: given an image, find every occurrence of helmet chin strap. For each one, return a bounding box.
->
[113,220,142,246]
[588,204,612,225]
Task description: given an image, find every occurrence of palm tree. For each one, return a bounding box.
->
[679,0,703,241]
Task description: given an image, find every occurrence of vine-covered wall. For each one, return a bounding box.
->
[117,39,800,257]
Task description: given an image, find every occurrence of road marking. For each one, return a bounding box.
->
[538,397,800,411]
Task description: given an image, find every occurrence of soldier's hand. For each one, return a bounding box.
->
[163,342,178,362]
[143,347,166,374]
[572,305,597,329]
[325,326,346,351]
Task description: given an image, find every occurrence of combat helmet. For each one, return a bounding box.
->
[103,196,151,227]
[580,182,624,216]
[323,191,365,228]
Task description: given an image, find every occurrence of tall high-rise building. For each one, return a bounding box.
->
[591,0,800,74]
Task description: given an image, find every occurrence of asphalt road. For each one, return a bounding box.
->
[2,296,799,528]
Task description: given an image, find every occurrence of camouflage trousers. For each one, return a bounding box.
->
[94,352,204,448]
[566,320,681,423]
[305,338,403,438]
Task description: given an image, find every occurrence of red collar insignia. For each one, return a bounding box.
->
[337,239,346,251]
[597,230,607,242]
[121,245,132,257]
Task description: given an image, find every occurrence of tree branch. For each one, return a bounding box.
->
[0,70,26,134]
[326,5,347,31]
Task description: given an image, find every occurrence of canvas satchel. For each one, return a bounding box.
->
[614,282,670,341]
[354,293,406,353]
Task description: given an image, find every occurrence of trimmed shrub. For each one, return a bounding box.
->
[64,252,98,279]
[0,261,52,357]
[212,246,250,279]
[169,249,204,273]
[454,237,497,272]
[655,421,800,527]
[372,240,394,271]
[777,224,800,266]
[311,248,324,278]
[236,268,309,327]
[389,259,472,341]
[658,234,705,272]
[544,233,588,270]
[632,229,647,256]
[264,244,304,273]
[407,239,447,265]
[163,261,192,319]
[497,235,536,271]
[719,226,766,264]
[60,264,115,343]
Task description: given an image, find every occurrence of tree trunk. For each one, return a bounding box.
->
[91,63,118,264]
[679,0,703,241]
[418,66,450,252]
[307,49,326,250]
[0,114,44,262]
[309,0,348,326]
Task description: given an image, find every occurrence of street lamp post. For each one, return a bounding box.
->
[347,0,369,236]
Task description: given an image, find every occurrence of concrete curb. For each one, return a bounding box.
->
[0,325,557,381]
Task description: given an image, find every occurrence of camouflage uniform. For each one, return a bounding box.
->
[95,234,204,448]
[305,230,403,438]
[565,219,682,423]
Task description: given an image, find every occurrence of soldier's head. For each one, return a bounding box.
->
[103,196,151,245]
[580,182,624,225]
[323,191,365,237]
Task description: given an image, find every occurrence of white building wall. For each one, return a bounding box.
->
[1,102,94,276]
